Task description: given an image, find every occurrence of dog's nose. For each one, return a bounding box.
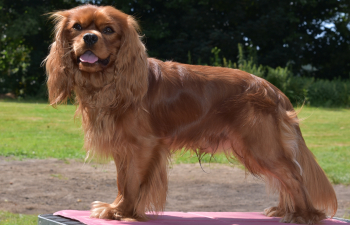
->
[83,33,98,46]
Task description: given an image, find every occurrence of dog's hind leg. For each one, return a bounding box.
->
[232,108,331,224]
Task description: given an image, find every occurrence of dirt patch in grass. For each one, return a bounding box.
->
[0,157,349,218]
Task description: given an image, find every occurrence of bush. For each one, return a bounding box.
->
[207,45,350,108]
[285,76,310,106]
[265,66,291,93]
[307,79,350,107]
[236,44,265,77]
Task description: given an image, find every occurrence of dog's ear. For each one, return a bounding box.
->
[44,11,75,106]
[114,15,148,108]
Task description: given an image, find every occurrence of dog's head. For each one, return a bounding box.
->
[45,5,148,107]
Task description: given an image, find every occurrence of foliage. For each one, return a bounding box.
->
[236,43,265,77]
[0,0,80,98]
[307,78,350,107]
[0,36,31,96]
[209,45,350,107]
[210,47,223,67]
[284,76,310,105]
[265,66,291,93]
[101,0,350,80]
[0,0,349,98]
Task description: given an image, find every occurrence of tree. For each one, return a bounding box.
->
[0,0,79,97]
[103,0,350,79]
[0,0,349,97]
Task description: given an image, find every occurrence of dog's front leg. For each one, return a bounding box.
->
[90,141,170,221]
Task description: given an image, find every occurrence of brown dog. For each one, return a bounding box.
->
[45,4,337,224]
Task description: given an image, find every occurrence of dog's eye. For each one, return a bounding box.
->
[103,27,114,34]
[73,23,82,31]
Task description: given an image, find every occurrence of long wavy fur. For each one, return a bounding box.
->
[45,5,337,224]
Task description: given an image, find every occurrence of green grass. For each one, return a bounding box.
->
[297,107,350,184]
[0,102,349,184]
[0,211,37,225]
[0,102,84,159]
[172,151,231,164]
[344,212,350,220]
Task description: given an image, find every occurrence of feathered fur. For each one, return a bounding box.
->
[45,4,337,224]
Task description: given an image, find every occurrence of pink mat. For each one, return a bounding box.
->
[54,210,346,225]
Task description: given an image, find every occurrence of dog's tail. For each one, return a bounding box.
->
[281,107,338,217]
[296,136,338,217]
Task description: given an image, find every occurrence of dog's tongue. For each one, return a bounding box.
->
[80,51,98,63]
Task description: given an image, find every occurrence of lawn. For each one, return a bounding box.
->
[0,101,349,184]
[0,211,37,225]
[0,102,84,159]
[297,107,350,184]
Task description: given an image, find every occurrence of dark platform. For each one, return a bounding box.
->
[38,214,85,225]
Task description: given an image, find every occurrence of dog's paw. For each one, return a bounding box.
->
[264,206,285,217]
[280,210,326,224]
[90,201,141,221]
[90,201,120,220]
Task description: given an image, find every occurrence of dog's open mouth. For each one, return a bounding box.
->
[78,51,110,66]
